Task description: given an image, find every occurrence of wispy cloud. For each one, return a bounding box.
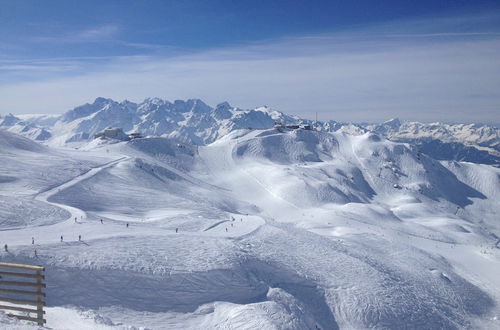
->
[21,23,173,52]
[28,23,121,45]
[77,24,120,41]
[1,12,499,124]
[0,64,76,72]
[385,32,500,38]
[116,41,177,50]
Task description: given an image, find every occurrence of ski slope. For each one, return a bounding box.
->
[0,128,499,329]
[35,156,130,223]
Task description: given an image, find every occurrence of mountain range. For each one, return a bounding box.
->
[1,98,499,328]
[1,97,498,165]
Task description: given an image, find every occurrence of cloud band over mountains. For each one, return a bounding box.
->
[0,11,499,123]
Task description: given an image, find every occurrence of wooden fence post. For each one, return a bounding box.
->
[36,269,44,326]
[0,262,46,326]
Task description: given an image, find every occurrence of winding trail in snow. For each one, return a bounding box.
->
[34,156,131,223]
[1,150,264,245]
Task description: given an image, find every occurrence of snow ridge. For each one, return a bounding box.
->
[1,98,498,165]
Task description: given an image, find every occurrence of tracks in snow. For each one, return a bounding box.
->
[34,156,131,223]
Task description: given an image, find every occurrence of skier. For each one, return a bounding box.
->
[225,228,228,232]
[32,237,34,244]
[74,217,77,223]
[34,249,37,258]
[60,235,63,242]
[100,219,103,224]
[126,223,129,228]
[176,228,178,233]
[78,235,81,241]
[4,244,7,252]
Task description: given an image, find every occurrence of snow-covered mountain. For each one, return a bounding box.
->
[370,118,499,149]
[1,126,499,329]
[367,118,500,165]
[38,97,297,146]
[2,98,499,166]
[0,113,52,141]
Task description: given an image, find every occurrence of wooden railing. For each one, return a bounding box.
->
[0,262,46,326]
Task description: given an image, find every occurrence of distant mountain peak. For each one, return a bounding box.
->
[94,97,114,105]
[143,97,166,105]
[0,113,21,127]
[216,101,232,110]
[382,118,401,127]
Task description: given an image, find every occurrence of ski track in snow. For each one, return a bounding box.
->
[34,156,131,224]
[0,128,499,329]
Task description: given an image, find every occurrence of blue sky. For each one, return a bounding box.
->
[1,0,499,123]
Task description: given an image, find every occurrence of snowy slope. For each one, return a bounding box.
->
[0,130,114,229]
[1,127,499,329]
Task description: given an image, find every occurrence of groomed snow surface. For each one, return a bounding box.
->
[0,128,499,329]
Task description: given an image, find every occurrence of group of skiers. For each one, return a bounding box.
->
[4,216,131,257]
[4,214,245,257]
[224,216,243,232]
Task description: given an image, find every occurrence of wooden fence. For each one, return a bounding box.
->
[0,262,46,326]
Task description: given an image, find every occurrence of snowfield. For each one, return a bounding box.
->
[0,127,499,329]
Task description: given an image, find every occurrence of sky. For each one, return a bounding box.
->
[0,0,499,124]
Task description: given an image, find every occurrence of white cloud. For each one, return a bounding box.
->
[27,24,122,45]
[1,17,499,124]
[77,24,120,41]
